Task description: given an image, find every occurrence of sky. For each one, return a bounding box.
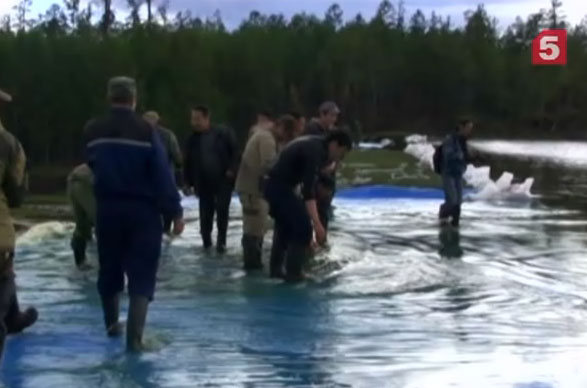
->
[0,0,585,30]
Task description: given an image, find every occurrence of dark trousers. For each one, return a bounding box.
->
[266,181,313,278]
[199,178,233,246]
[439,174,463,225]
[96,199,163,301]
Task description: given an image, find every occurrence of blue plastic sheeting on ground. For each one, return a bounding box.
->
[336,185,446,199]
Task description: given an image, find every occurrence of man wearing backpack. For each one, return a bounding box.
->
[436,119,474,227]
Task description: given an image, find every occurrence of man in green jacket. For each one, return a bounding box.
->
[67,163,95,269]
[0,87,38,363]
[144,111,183,233]
[236,115,298,271]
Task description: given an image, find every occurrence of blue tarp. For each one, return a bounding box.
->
[336,185,446,199]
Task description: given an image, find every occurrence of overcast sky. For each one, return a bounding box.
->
[0,0,585,30]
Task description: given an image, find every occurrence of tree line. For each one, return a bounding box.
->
[0,0,586,166]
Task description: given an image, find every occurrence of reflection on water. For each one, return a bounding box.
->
[4,189,587,387]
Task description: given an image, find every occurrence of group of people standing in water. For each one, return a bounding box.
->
[0,75,470,358]
[64,76,352,351]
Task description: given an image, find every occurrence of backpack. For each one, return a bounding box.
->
[432,144,443,175]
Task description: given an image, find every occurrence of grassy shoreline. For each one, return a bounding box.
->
[16,149,434,223]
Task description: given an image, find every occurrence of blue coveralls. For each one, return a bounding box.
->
[84,107,182,301]
[439,133,468,226]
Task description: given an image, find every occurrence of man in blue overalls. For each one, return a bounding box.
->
[84,77,184,352]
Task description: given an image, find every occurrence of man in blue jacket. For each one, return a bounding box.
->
[84,77,184,352]
[439,119,474,227]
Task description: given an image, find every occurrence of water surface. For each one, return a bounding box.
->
[4,141,587,388]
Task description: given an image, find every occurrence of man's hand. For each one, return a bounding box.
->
[172,217,185,236]
[314,223,327,246]
[322,161,337,174]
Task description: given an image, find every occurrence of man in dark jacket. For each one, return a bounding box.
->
[184,105,238,253]
[265,130,352,282]
[84,76,184,352]
[304,101,340,232]
[439,119,474,227]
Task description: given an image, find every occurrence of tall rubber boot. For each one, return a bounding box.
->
[216,234,227,254]
[6,308,38,335]
[101,295,122,337]
[126,295,149,353]
[0,323,6,363]
[269,231,286,279]
[451,205,461,227]
[242,235,263,270]
[284,244,309,283]
[4,289,38,335]
[71,237,87,268]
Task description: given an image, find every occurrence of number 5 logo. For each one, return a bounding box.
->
[532,29,567,65]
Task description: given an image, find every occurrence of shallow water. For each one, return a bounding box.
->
[5,141,587,387]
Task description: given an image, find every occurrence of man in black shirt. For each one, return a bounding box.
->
[304,102,340,231]
[184,105,238,253]
[265,129,352,282]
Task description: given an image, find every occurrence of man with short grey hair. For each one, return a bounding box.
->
[84,76,184,352]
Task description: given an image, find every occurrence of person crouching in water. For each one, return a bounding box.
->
[0,87,38,363]
[439,118,474,227]
[67,163,95,269]
[236,115,299,271]
[264,130,352,282]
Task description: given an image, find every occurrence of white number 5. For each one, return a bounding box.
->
[540,36,560,61]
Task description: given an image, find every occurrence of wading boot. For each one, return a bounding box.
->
[127,295,149,353]
[284,244,309,283]
[6,307,38,335]
[269,232,286,279]
[71,237,87,268]
[101,295,122,337]
[242,235,263,270]
[0,323,6,363]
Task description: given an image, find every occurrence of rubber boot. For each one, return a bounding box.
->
[71,237,87,268]
[126,295,149,353]
[285,244,309,283]
[101,295,122,337]
[0,322,6,364]
[451,205,461,228]
[202,235,212,250]
[216,234,227,254]
[242,235,263,270]
[269,232,286,279]
[6,307,38,334]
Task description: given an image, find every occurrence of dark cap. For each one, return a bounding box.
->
[107,76,137,103]
[0,88,12,103]
[319,101,340,115]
